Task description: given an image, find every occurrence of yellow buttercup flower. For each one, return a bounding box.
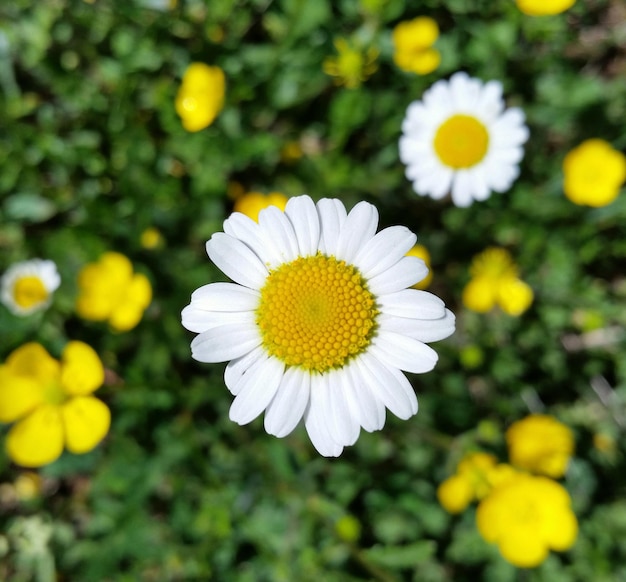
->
[392,17,441,75]
[506,414,574,478]
[515,0,576,16]
[323,38,378,89]
[406,244,433,289]
[0,342,109,467]
[476,474,578,567]
[175,63,226,132]
[563,139,626,207]
[462,247,533,316]
[76,252,152,331]
[233,191,289,222]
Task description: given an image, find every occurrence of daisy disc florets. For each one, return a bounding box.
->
[182,195,455,457]
[399,72,529,207]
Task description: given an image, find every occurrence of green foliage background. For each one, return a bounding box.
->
[1,0,626,580]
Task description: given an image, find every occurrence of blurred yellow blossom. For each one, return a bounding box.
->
[462,247,533,316]
[392,17,441,75]
[563,139,626,207]
[515,0,576,16]
[476,474,578,567]
[175,63,225,132]
[76,252,152,331]
[14,472,43,501]
[1,259,60,316]
[140,227,164,250]
[0,342,109,467]
[437,473,474,514]
[233,191,288,222]
[506,414,574,478]
[406,244,433,289]
[335,515,362,542]
[323,38,378,89]
[437,452,518,514]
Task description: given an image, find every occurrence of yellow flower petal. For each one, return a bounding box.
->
[497,277,534,316]
[498,524,549,568]
[462,277,497,312]
[437,474,473,514]
[0,367,44,422]
[60,341,105,396]
[126,273,152,309]
[234,191,289,222]
[546,505,578,551]
[61,396,111,454]
[406,245,433,289]
[5,342,60,384]
[394,48,441,75]
[6,405,64,467]
[516,0,576,16]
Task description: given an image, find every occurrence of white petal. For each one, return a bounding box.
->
[189,282,260,311]
[285,195,321,257]
[378,289,446,319]
[229,356,284,425]
[352,226,417,280]
[378,309,456,343]
[190,323,261,363]
[182,305,256,334]
[336,201,379,263]
[258,206,299,267]
[264,367,310,437]
[368,257,428,295]
[322,370,360,446]
[206,233,268,289]
[317,198,347,255]
[224,346,267,395]
[358,353,418,420]
[451,170,475,208]
[223,213,279,267]
[370,330,438,374]
[345,361,386,432]
[304,375,344,457]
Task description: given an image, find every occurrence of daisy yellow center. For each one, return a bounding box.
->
[256,253,378,373]
[434,114,489,169]
[13,276,48,309]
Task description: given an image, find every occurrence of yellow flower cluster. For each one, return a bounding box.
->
[175,62,226,132]
[437,415,577,567]
[392,17,441,75]
[0,342,109,467]
[462,247,533,316]
[233,191,289,222]
[562,139,626,207]
[515,0,576,16]
[76,252,152,331]
[323,38,379,89]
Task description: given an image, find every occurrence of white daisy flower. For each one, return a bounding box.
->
[182,195,455,457]
[399,71,529,207]
[1,259,61,316]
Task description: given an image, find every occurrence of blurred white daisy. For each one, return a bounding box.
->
[399,72,529,207]
[182,195,455,457]
[1,259,61,316]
